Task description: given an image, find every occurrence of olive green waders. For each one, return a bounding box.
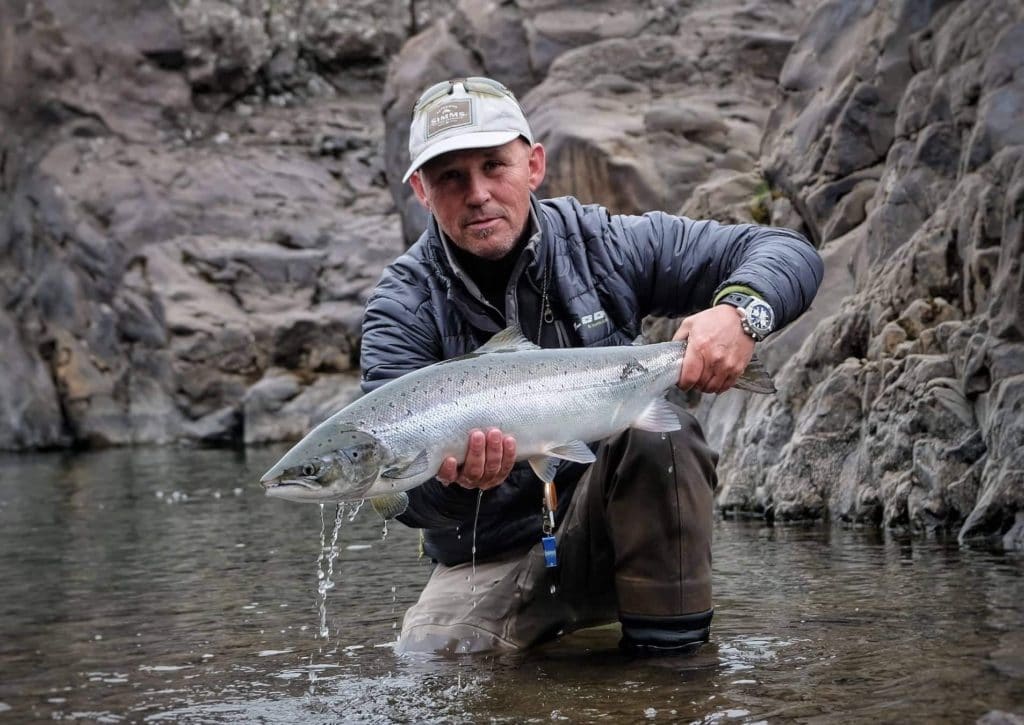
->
[397,405,718,654]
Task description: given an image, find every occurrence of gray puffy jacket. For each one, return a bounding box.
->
[361,195,822,566]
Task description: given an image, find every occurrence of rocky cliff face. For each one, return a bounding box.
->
[1,0,1020,547]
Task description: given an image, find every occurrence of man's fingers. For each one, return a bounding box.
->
[500,435,516,476]
[678,345,704,390]
[462,429,487,480]
[437,457,458,484]
[483,428,504,477]
[434,428,518,490]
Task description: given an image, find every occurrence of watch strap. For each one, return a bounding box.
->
[712,284,763,306]
[715,290,773,341]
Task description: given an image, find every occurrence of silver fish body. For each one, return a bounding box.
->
[259,328,774,504]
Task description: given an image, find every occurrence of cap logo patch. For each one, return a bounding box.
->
[426,99,474,138]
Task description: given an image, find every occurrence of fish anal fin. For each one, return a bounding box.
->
[545,439,596,464]
[382,449,430,480]
[633,398,683,433]
[528,455,560,484]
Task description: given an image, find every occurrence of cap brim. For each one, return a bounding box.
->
[402,130,522,183]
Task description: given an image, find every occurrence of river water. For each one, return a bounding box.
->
[0,446,1021,724]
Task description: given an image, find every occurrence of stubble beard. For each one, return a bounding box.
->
[463,224,518,260]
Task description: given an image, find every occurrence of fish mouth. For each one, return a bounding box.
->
[261,477,324,501]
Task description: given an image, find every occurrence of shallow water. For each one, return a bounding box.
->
[0,446,1021,724]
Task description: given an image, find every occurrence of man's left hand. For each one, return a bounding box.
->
[672,306,756,394]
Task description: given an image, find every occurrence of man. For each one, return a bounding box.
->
[361,77,823,655]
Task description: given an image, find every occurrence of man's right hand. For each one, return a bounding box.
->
[436,427,516,490]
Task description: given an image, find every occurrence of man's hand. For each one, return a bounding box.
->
[672,305,756,394]
[437,427,517,490]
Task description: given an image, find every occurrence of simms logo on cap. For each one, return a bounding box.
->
[427,99,474,138]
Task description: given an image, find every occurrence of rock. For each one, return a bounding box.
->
[242,371,362,444]
[0,310,67,450]
[977,711,1024,725]
[999,512,1024,552]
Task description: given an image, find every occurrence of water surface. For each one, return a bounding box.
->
[0,447,1021,723]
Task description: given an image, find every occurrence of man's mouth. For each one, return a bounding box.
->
[464,215,502,229]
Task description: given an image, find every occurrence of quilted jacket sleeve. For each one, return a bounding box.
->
[604,211,823,328]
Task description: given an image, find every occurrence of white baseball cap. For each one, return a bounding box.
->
[402,77,533,183]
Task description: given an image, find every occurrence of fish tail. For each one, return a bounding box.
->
[734,354,777,394]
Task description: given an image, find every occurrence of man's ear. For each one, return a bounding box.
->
[527,143,546,191]
[409,171,430,210]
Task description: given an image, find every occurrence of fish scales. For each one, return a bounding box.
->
[331,343,681,499]
[260,326,774,504]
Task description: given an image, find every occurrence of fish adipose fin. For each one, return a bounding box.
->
[633,398,683,432]
[545,439,596,464]
[382,449,430,480]
[528,456,560,484]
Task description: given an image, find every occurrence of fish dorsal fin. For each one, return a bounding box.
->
[633,397,683,433]
[474,324,541,354]
[545,440,596,464]
[436,325,541,367]
[527,455,560,484]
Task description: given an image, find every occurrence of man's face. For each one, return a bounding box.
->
[410,140,546,260]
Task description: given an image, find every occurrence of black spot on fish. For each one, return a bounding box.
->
[620,360,648,380]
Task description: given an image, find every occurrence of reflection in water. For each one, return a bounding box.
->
[0,447,1021,723]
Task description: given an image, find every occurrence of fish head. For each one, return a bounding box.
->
[259,428,385,503]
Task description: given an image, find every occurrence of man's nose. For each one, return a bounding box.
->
[465,173,491,206]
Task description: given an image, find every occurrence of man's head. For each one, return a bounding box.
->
[404,77,546,260]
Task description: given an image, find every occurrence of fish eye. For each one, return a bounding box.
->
[301,462,318,477]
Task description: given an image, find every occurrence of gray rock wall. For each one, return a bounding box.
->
[716,0,1024,549]
[0,0,1020,547]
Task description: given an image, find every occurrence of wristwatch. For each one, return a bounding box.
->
[718,292,775,341]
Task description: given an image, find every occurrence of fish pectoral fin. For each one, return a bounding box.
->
[633,397,683,433]
[734,353,777,394]
[527,456,560,484]
[369,492,410,520]
[545,440,596,464]
[381,449,430,480]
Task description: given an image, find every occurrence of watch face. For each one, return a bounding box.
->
[747,301,774,333]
